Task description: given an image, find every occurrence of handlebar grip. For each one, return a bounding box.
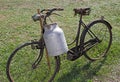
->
[55,8,64,11]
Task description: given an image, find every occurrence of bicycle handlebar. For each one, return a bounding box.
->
[32,8,64,22]
[41,8,64,12]
[42,8,64,18]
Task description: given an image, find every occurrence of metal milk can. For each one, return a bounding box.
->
[43,23,68,56]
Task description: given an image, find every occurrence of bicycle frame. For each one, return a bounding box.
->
[32,8,101,61]
[36,9,89,60]
[67,12,102,61]
[68,14,88,53]
[76,14,87,48]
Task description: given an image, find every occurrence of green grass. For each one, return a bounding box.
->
[0,0,120,82]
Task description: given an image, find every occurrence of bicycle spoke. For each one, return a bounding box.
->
[80,20,112,61]
[6,42,60,82]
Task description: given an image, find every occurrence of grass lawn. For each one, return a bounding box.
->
[0,0,120,82]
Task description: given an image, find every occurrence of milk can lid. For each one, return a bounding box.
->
[44,23,58,31]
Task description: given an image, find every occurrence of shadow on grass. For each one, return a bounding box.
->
[57,56,107,82]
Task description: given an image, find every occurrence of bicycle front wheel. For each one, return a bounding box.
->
[6,41,60,82]
[80,20,112,61]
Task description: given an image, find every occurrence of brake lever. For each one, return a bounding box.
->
[48,13,63,23]
[52,13,63,17]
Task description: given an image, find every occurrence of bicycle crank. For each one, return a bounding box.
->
[67,47,82,61]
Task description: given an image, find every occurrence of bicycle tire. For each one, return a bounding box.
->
[80,19,112,61]
[6,41,60,82]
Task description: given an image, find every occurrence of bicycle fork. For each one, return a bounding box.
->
[31,39,51,70]
[31,39,44,69]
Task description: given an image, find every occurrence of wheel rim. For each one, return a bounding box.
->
[83,22,112,60]
[6,42,59,82]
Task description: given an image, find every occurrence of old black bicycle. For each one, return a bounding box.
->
[6,8,112,82]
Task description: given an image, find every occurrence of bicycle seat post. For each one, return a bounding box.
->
[79,13,83,23]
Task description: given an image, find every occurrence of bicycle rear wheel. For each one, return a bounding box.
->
[80,20,112,61]
[6,41,60,82]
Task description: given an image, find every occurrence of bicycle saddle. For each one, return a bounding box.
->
[73,8,91,16]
